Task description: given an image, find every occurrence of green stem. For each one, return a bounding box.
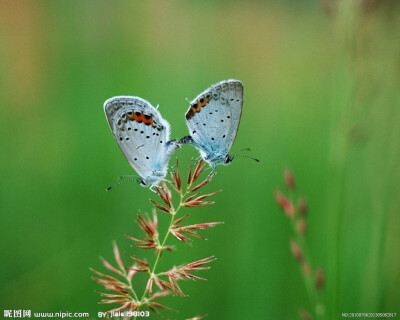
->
[134,188,189,319]
[126,269,139,301]
[328,2,357,318]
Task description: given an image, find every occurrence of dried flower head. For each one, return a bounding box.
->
[93,159,221,316]
[126,211,159,250]
[171,214,222,242]
[299,309,312,320]
[302,261,311,277]
[160,256,216,296]
[274,190,295,218]
[284,168,296,190]
[315,267,325,290]
[290,239,303,262]
[186,315,208,320]
[91,242,139,313]
[273,168,325,320]
[296,218,307,235]
[298,197,307,217]
[171,159,182,193]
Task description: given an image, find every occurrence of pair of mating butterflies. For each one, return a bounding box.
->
[104,79,245,188]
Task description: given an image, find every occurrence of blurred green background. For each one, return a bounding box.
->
[1,0,400,319]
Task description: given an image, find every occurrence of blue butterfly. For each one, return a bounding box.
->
[104,96,180,188]
[180,79,245,170]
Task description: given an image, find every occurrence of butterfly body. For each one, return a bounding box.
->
[104,96,180,187]
[181,79,243,170]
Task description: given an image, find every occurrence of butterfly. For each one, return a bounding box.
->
[104,96,180,188]
[180,79,245,170]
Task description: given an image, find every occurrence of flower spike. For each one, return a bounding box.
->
[191,160,206,185]
[171,159,182,193]
[93,158,221,315]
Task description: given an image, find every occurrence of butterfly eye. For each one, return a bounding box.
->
[140,179,147,186]
[224,155,233,164]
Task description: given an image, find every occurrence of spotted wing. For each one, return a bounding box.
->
[185,80,243,159]
[104,96,173,185]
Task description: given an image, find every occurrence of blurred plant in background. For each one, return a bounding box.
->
[92,160,220,319]
[275,169,325,320]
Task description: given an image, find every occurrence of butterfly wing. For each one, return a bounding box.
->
[104,96,177,186]
[184,79,243,164]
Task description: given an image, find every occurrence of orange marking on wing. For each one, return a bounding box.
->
[136,113,144,123]
[186,96,211,120]
[143,115,153,126]
[198,97,209,108]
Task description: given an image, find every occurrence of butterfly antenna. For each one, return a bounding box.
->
[232,154,260,163]
[118,174,138,180]
[230,147,259,162]
[232,148,252,155]
[106,177,140,191]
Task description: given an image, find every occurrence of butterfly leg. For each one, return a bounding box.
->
[207,169,217,180]
[149,184,158,193]
[185,156,205,173]
[199,159,216,178]
[207,162,217,177]
[152,170,172,187]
